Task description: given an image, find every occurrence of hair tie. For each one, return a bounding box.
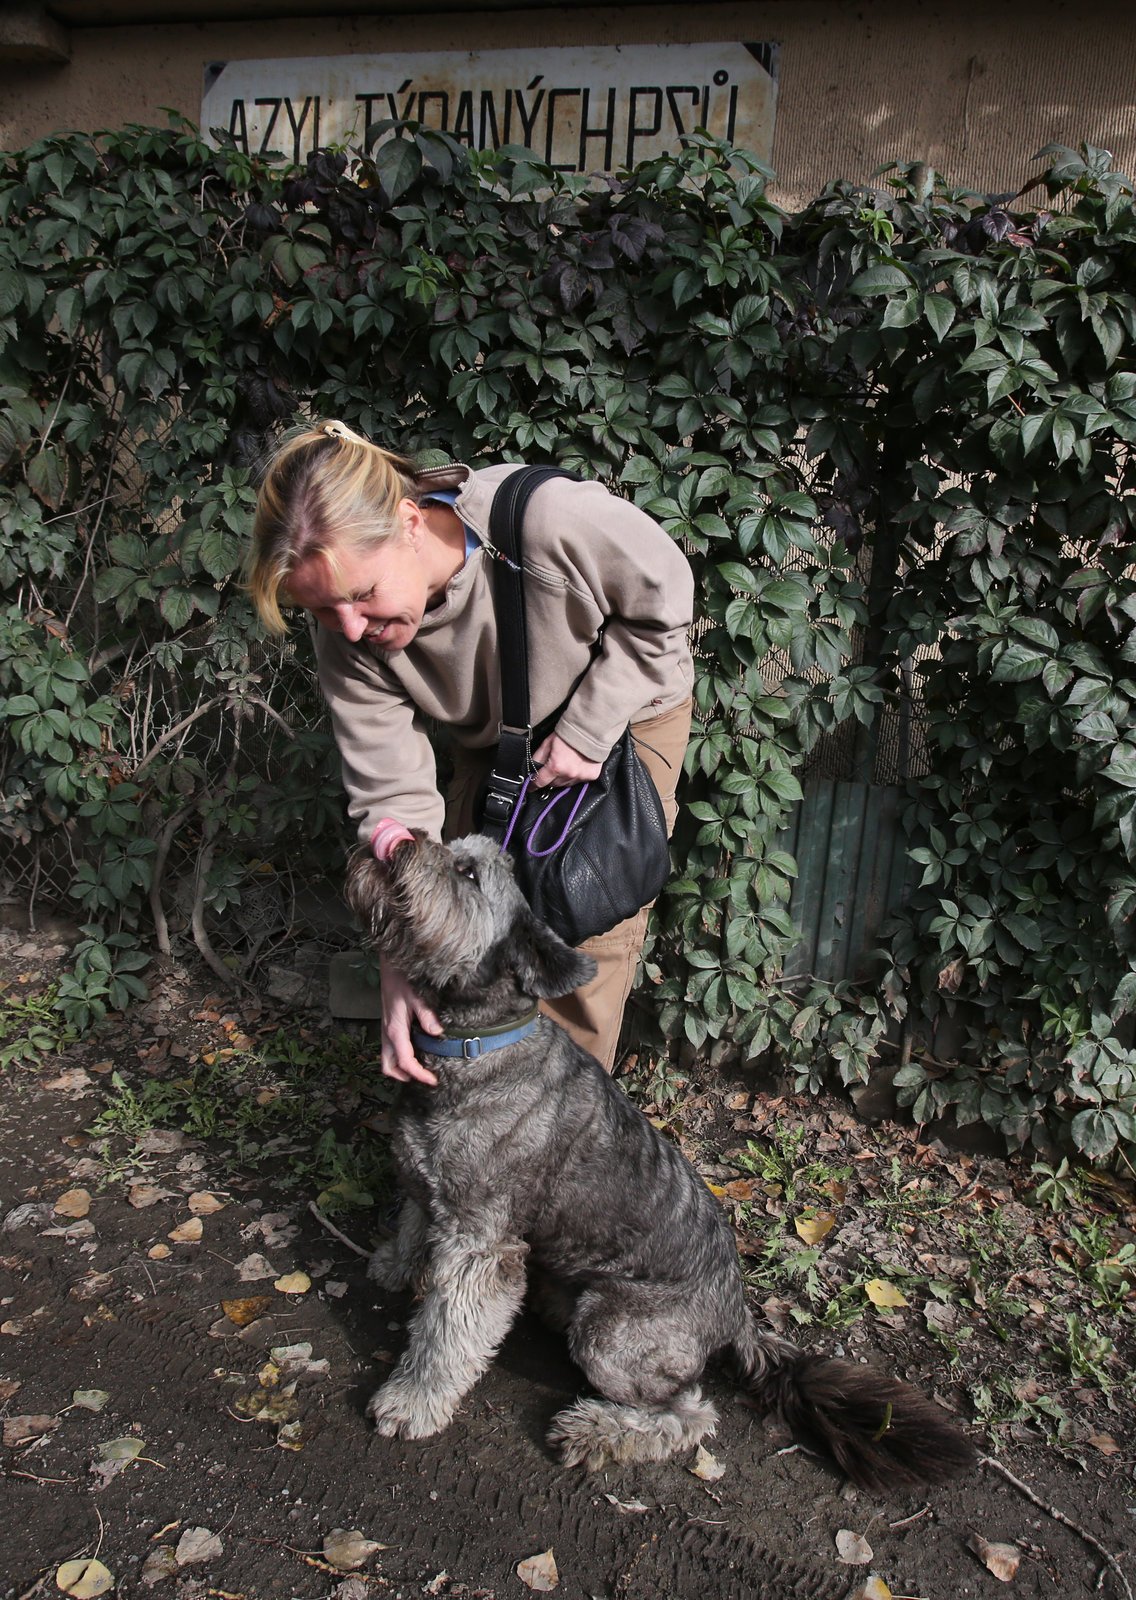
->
[322,420,353,442]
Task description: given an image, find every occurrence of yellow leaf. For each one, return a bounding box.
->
[168,1218,203,1244]
[55,1558,114,1598]
[865,1278,908,1309]
[54,1189,91,1219]
[147,1244,171,1260]
[220,1296,272,1327]
[794,1210,836,1245]
[847,1578,892,1600]
[516,1549,559,1592]
[273,1272,311,1295]
[188,1192,225,1215]
[704,1180,727,1197]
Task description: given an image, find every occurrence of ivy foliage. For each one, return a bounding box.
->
[1,116,1134,1162]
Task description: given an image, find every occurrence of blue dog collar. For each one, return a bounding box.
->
[411,1004,541,1061]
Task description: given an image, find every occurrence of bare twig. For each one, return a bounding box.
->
[134,695,225,777]
[889,1505,933,1531]
[242,692,298,741]
[307,1201,371,1258]
[190,835,246,992]
[980,1455,1132,1600]
[149,802,194,956]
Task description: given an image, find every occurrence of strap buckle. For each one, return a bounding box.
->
[482,770,527,828]
[461,1037,483,1059]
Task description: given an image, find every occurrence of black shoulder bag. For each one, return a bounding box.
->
[478,466,672,947]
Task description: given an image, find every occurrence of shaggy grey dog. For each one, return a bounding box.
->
[345,831,975,1491]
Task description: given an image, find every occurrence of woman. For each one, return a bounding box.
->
[247,420,694,1084]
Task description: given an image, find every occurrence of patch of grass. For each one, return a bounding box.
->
[1059,1220,1136,1315]
[971,1375,1073,1445]
[88,1026,398,1217]
[1051,1313,1122,1393]
[0,982,75,1070]
[732,1125,852,1204]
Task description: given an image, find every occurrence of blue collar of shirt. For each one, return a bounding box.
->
[421,486,480,561]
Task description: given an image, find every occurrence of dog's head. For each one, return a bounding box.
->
[344,832,595,1002]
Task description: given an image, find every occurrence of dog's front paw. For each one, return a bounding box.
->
[366,1378,454,1439]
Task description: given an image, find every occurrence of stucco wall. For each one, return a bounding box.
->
[2,1,1134,206]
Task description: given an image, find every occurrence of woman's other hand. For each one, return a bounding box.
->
[531,732,603,789]
[380,961,441,1085]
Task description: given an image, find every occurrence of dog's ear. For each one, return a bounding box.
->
[507,909,597,998]
[344,846,385,935]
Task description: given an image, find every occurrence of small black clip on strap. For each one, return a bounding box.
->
[481,465,579,842]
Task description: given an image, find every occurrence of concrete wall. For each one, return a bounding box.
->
[2,2,1134,206]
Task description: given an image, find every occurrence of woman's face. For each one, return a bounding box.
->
[286,529,430,653]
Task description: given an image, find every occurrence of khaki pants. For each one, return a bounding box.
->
[444,698,692,1072]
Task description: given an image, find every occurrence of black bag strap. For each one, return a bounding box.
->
[480,466,579,838]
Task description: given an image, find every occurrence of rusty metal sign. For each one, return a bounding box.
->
[201,43,777,174]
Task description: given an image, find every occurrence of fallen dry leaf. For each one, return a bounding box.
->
[54,1189,91,1219]
[167,1218,203,1244]
[516,1549,559,1591]
[128,1184,175,1209]
[72,1390,110,1413]
[139,1546,178,1587]
[188,1192,225,1215]
[96,1436,145,1464]
[147,1244,171,1261]
[835,1528,874,1565]
[603,1493,649,1513]
[55,1558,114,1598]
[967,1532,1021,1582]
[0,1379,21,1403]
[137,1130,185,1155]
[794,1210,836,1245]
[688,1443,725,1482]
[42,1068,93,1093]
[235,1252,276,1281]
[221,1296,272,1328]
[174,1527,223,1566]
[3,1413,59,1447]
[846,1578,892,1600]
[271,1342,329,1377]
[273,1271,311,1295]
[1088,1431,1120,1456]
[323,1529,388,1570]
[865,1278,908,1309]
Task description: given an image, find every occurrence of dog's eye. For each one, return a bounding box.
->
[456,862,479,884]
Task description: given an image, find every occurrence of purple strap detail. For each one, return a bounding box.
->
[524,783,589,858]
[498,774,590,859]
[500,774,534,851]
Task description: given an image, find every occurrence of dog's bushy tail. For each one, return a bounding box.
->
[734,1321,976,1493]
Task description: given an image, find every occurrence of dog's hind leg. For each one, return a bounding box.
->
[368,1196,430,1294]
[548,1286,718,1469]
[367,1232,528,1440]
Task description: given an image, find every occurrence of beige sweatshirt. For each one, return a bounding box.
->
[313,463,695,842]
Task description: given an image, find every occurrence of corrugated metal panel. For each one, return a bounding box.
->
[777,779,915,984]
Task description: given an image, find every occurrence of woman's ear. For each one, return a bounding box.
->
[398,497,425,548]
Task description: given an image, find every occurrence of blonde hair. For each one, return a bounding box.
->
[246,420,422,635]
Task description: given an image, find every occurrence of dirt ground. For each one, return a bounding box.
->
[2,921,1134,1600]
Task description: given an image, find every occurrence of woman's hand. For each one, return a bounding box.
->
[380,960,441,1086]
[531,731,603,789]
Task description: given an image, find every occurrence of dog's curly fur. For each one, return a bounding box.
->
[346,832,976,1491]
